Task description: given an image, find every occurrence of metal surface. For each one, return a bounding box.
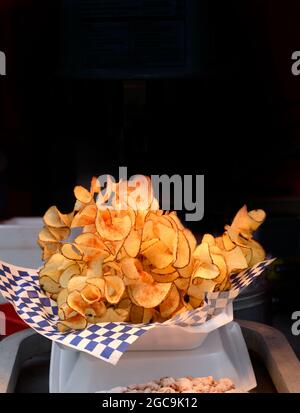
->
[238,320,300,393]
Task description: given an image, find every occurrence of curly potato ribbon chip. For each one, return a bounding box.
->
[128,271,172,308]
[96,208,132,241]
[230,205,266,240]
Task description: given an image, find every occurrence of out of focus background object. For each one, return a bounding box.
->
[0,219,41,337]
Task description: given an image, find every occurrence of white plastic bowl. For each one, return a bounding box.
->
[0,223,43,303]
[49,321,256,393]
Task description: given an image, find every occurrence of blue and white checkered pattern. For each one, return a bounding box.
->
[230,259,276,290]
[206,289,240,317]
[0,258,275,365]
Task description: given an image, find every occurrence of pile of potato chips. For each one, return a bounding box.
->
[38,176,266,332]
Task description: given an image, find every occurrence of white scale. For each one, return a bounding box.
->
[49,304,256,393]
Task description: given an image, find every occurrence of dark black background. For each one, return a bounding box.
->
[0,1,299,303]
[0,0,299,220]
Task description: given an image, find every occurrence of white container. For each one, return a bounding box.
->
[0,223,43,304]
[0,223,42,269]
[49,321,257,393]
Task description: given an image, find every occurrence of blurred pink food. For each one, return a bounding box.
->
[109,376,235,393]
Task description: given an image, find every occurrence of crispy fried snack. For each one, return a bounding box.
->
[38,177,266,331]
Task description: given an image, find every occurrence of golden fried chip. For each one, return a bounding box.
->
[57,314,87,332]
[40,276,61,294]
[177,259,195,279]
[192,262,219,281]
[81,284,102,304]
[67,290,88,316]
[231,205,266,239]
[121,257,141,280]
[74,185,93,204]
[84,308,96,323]
[222,232,236,251]
[154,214,175,229]
[127,286,140,306]
[225,227,248,247]
[104,275,125,304]
[159,284,180,318]
[129,275,172,308]
[152,264,175,275]
[41,254,73,279]
[188,279,216,300]
[67,275,87,292]
[151,271,179,283]
[61,243,83,261]
[96,208,132,241]
[188,297,202,309]
[183,228,197,253]
[154,222,178,253]
[210,252,227,284]
[102,262,122,277]
[174,277,190,291]
[86,277,105,296]
[135,209,148,230]
[193,242,211,262]
[222,246,248,274]
[165,211,184,230]
[82,224,97,233]
[214,236,224,250]
[104,239,125,260]
[202,234,215,246]
[130,304,144,324]
[48,226,71,242]
[38,240,60,260]
[38,227,58,244]
[143,308,153,323]
[86,256,103,278]
[92,301,106,317]
[75,232,106,250]
[40,253,71,280]
[43,206,65,228]
[193,243,220,280]
[173,230,190,269]
[95,308,128,323]
[118,298,132,311]
[142,239,175,269]
[123,228,142,258]
[71,204,97,228]
[75,232,109,260]
[247,239,266,266]
[40,267,60,284]
[58,303,77,320]
[240,245,253,265]
[57,288,68,307]
[90,176,101,194]
[58,211,74,228]
[140,237,159,252]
